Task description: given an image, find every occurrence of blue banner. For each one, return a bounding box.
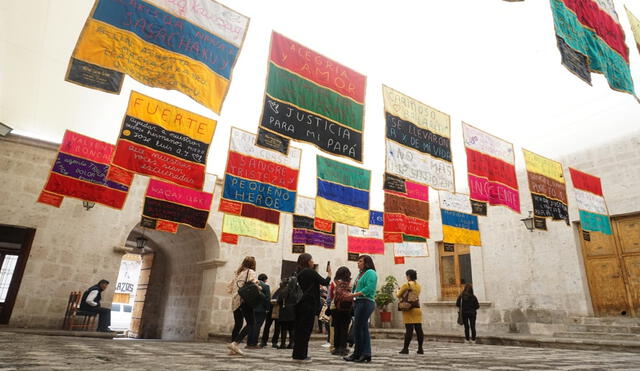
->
[223,174,295,212]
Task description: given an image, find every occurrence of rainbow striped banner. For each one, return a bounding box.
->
[348,211,384,255]
[66,0,249,113]
[315,156,371,229]
[523,149,569,228]
[439,191,481,246]
[569,168,612,235]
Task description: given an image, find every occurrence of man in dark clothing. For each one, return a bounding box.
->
[80,279,111,332]
[253,274,271,347]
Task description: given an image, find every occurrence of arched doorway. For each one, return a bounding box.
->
[115,222,219,341]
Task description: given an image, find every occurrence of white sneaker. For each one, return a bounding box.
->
[321,342,331,348]
[227,342,245,356]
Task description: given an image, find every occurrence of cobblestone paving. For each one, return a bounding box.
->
[0,332,639,370]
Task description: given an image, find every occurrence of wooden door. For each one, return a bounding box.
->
[615,215,640,316]
[438,243,471,300]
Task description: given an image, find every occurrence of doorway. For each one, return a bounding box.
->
[579,213,640,316]
[0,225,35,324]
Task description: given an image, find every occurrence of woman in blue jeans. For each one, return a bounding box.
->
[343,255,377,363]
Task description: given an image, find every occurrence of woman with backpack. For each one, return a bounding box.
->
[277,276,296,349]
[291,253,332,362]
[226,256,261,355]
[456,283,480,343]
[330,266,352,356]
[343,255,377,364]
[396,269,424,354]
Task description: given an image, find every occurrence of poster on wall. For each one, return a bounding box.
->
[438,191,482,246]
[383,173,429,243]
[65,0,249,113]
[522,149,569,228]
[347,211,384,255]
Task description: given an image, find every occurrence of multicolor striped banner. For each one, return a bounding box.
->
[439,191,481,246]
[550,0,635,96]
[258,32,366,162]
[316,156,371,229]
[292,196,335,249]
[66,0,249,113]
[383,85,454,192]
[383,173,429,243]
[569,168,612,235]
[39,130,132,209]
[111,91,217,189]
[462,122,519,214]
[523,149,569,228]
[220,128,301,242]
[347,211,384,255]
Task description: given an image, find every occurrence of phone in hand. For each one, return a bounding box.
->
[326,261,330,272]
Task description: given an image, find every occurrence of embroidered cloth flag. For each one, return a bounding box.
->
[348,211,384,255]
[550,0,635,96]
[383,173,429,243]
[625,6,640,55]
[111,91,217,190]
[39,130,131,209]
[258,32,366,162]
[439,191,481,246]
[393,242,428,257]
[569,168,612,235]
[383,85,454,192]
[292,196,336,249]
[315,156,371,229]
[462,122,519,214]
[66,0,249,113]
[523,149,569,228]
[220,128,301,242]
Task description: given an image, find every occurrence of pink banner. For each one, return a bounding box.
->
[147,179,213,210]
[405,181,429,201]
[347,236,385,255]
[468,174,520,212]
[59,130,113,164]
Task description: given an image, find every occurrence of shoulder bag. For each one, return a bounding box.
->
[457,295,464,325]
[398,283,420,311]
[237,270,263,308]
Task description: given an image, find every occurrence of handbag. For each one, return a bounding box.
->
[457,295,464,325]
[397,283,420,311]
[319,302,330,323]
[237,270,263,308]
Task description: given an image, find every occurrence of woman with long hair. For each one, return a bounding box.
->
[396,269,424,354]
[291,253,332,361]
[456,283,480,343]
[331,266,352,356]
[226,256,260,355]
[343,255,377,363]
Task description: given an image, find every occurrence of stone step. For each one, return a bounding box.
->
[567,324,640,334]
[567,316,640,326]
[554,331,640,341]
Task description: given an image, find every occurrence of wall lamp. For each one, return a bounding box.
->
[82,201,95,211]
[136,228,147,249]
[520,211,535,232]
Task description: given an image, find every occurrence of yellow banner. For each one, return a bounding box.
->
[222,214,279,242]
[626,7,640,51]
[522,149,565,183]
[73,20,229,113]
[316,197,369,229]
[442,225,481,246]
[382,85,450,138]
[126,91,216,144]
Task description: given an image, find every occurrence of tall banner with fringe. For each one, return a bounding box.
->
[523,149,569,229]
[257,32,366,162]
[292,196,336,250]
[439,191,481,246]
[65,0,249,113]
[348,211,384,255]
[569,168,612,235]
[462,122,519,215]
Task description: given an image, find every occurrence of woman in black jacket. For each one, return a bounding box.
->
[455,283,480,343]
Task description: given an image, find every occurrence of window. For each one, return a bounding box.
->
[111,303,121,312]
[0,255,18,303]
[123,305,132,313]
[438,242,472,300]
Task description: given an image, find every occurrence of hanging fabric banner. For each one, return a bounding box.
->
[523,149,569,228]
[382,85,454,192]
[258,32,366,162]
[549,0,635,97]
[220,127,301,242]
[393,242,428,257]
[439,191,482,246]
[625,6,640,55]
[383,173,429,243]
[65,0,249,113]
[462,122,519,214]
[292,196,336,249]
[111,91,217,190]
[39,130,132,209]
[315,155,371,229]
[347,211,384,255]
[569,168,612,235]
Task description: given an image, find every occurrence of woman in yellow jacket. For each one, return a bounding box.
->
[395,269,424,354]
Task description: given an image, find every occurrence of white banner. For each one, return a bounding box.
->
[438,190,472,214]
[394,242,428,257]
[462,122,515,164]
[295,196,315,218]
[575,189,608,215]
[348,225,383,238]
[386,140,454,192]
[230,128,301,169]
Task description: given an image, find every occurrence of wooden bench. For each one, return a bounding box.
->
[62,291,97,331]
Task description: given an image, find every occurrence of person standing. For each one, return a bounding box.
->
[291,253,331,362]
[331,266,352,356]
[343,255,377,363]
[226,256,260,355]
[260,276,278,348]
[80,279,111,332]
[396,269,424,354]
[253,274,270,347]
[277,277,296,349]
[456,283,480,343]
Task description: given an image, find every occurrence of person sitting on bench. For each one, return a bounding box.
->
[80,279,112,332]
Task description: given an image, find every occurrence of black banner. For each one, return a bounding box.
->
[260,96,362,161]
[293,215,336,234]
[348,252,360,262]
[470,200,488,216]
[582,230,591,241]
[444,243,455,252]
[66,58,124,93]
[143,197,209,229]
[120,116,209,164]
[256,127,289,154]
[292,244,305,254]
[383,173,406,193]
[556,35,591,85]
[532,193,569,224]
[385,112,451,161]
[140,216,157,229]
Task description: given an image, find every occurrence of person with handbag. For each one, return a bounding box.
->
[226,256,261,355]
[396,269,424,354]
[456,283,480,344]
[331,266,353,356]
[343,255,377,364]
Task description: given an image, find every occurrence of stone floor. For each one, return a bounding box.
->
[1,331,640,370]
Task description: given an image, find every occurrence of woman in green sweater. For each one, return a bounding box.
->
[343,255,377,363]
